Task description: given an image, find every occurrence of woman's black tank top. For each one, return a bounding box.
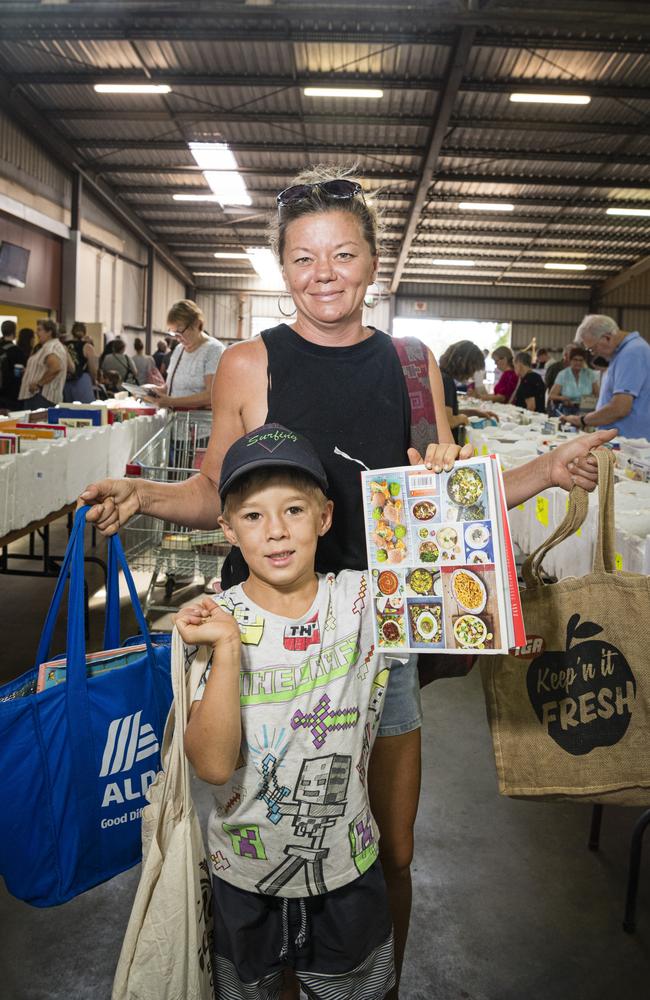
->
[221,324,410,586]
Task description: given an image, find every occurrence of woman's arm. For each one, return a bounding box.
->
[83,343,98,381]
[445,405,468,430]
[548,382,568,403]
[31,352,62,392]
[524,396,537,412]
[178,601,242,785]
[152,371,214,410]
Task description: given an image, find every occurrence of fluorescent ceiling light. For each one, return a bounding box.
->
[193,271,244,277]
[510,93,591,105]
[544,262,588,271]
[433,259,475,267]
[303,87,383,99]
[189,142,251,206]
[172,193,220,202]
[245,247,284,289]
[606,207,650,218]
[459,202,515,212]
[94,83,171,94]
[213,251,249,259]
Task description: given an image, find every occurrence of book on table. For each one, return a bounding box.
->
[361,457,526,655]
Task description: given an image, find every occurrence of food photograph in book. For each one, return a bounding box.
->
[441,564,502,651]
[367,473,409,566]
[442,465,489,522]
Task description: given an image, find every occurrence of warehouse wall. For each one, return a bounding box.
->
[396,282,591,350]
[0,212,62,314]
[152,257,186,332]
[0,109,70,225]
[599,269,650,339]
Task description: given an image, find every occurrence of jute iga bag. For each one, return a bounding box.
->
[481,449,650,804]
[0,507,172,906]
[113,631,214,1000]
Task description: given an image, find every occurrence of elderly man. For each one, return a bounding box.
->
[562,314,650,438]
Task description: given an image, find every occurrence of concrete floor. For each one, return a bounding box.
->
[1,520,649,999]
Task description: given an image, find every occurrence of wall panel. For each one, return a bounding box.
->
[0,212,61,314]
[152,257,185,332]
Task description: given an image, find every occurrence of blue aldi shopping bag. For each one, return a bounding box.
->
[0,507,172,906]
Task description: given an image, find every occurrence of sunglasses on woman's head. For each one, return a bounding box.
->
[276,179,365,214]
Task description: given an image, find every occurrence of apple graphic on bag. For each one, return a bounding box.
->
[526,613,636,756]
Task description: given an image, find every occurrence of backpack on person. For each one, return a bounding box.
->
[0,339,13,392]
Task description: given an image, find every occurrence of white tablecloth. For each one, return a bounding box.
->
[465,407,650,578]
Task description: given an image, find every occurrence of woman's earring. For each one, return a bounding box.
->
[277,295,297,318]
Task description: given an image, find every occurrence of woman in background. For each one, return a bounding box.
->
[100,338,138,391]
[471,345,518,404]
[18,319,70,407]
[438,341,499,442]
[548,346,601,415]
[143,300,224,410]
[131,337,157,386]
[63,321,98,403]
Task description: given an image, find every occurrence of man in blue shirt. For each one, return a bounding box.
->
[563,314,650,439]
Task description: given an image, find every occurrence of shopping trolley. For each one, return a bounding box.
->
[122,410,230,620]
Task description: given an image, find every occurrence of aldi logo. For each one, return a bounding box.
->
[99,711,159,777]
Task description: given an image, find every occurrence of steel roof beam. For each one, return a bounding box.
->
[81,139,425,156]
[433,170,650,191]
[76,140,650,170]
[10,73,650,101]
[390,26,477,294]
[1,3,648,49]
[95,165,419,180]
[441,147,650,168]
[48,108,650,138]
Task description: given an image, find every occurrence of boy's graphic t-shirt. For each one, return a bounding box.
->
[193,571,392,898]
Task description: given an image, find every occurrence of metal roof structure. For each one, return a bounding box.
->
[1,0,650,297]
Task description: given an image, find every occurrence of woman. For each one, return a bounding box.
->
[100,338,138,390]
[438,341,499,442]
[18,318,70,408]
[548,346,600,415]
[512,351,547,412]
[131,337,157,386]
[472,345,518,404]
[143,300,224,410]
[63,321,98,403]
[81,168,614,999]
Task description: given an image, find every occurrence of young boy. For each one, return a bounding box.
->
[176,423,396,1000]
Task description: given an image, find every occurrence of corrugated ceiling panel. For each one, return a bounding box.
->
[468,46,650,86]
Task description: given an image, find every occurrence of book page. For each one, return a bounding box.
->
[361,459,522,655]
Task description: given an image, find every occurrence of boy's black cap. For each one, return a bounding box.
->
[219,424,329,501]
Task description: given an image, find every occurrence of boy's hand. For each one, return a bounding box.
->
[174,598,241,648]
[408,441,474,473]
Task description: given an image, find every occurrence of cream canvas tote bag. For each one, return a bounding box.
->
[113,632,214,1000]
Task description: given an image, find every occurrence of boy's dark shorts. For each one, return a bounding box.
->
[212,861,395,999]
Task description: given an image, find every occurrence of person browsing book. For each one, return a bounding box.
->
[176,424,396,1000]
[142,300,224,410]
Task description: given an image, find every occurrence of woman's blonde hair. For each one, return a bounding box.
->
[166,299,204,330]
[492,346,514,366]
[269,163,382,263]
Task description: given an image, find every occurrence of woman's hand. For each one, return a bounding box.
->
[408,441,474,473]
[560,414,582,428]
[174,598,241,648]
[79,478,142,535]
[143,390,172,407]
[29,382,40,394]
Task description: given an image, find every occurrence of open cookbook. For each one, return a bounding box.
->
[361,457,526,654]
